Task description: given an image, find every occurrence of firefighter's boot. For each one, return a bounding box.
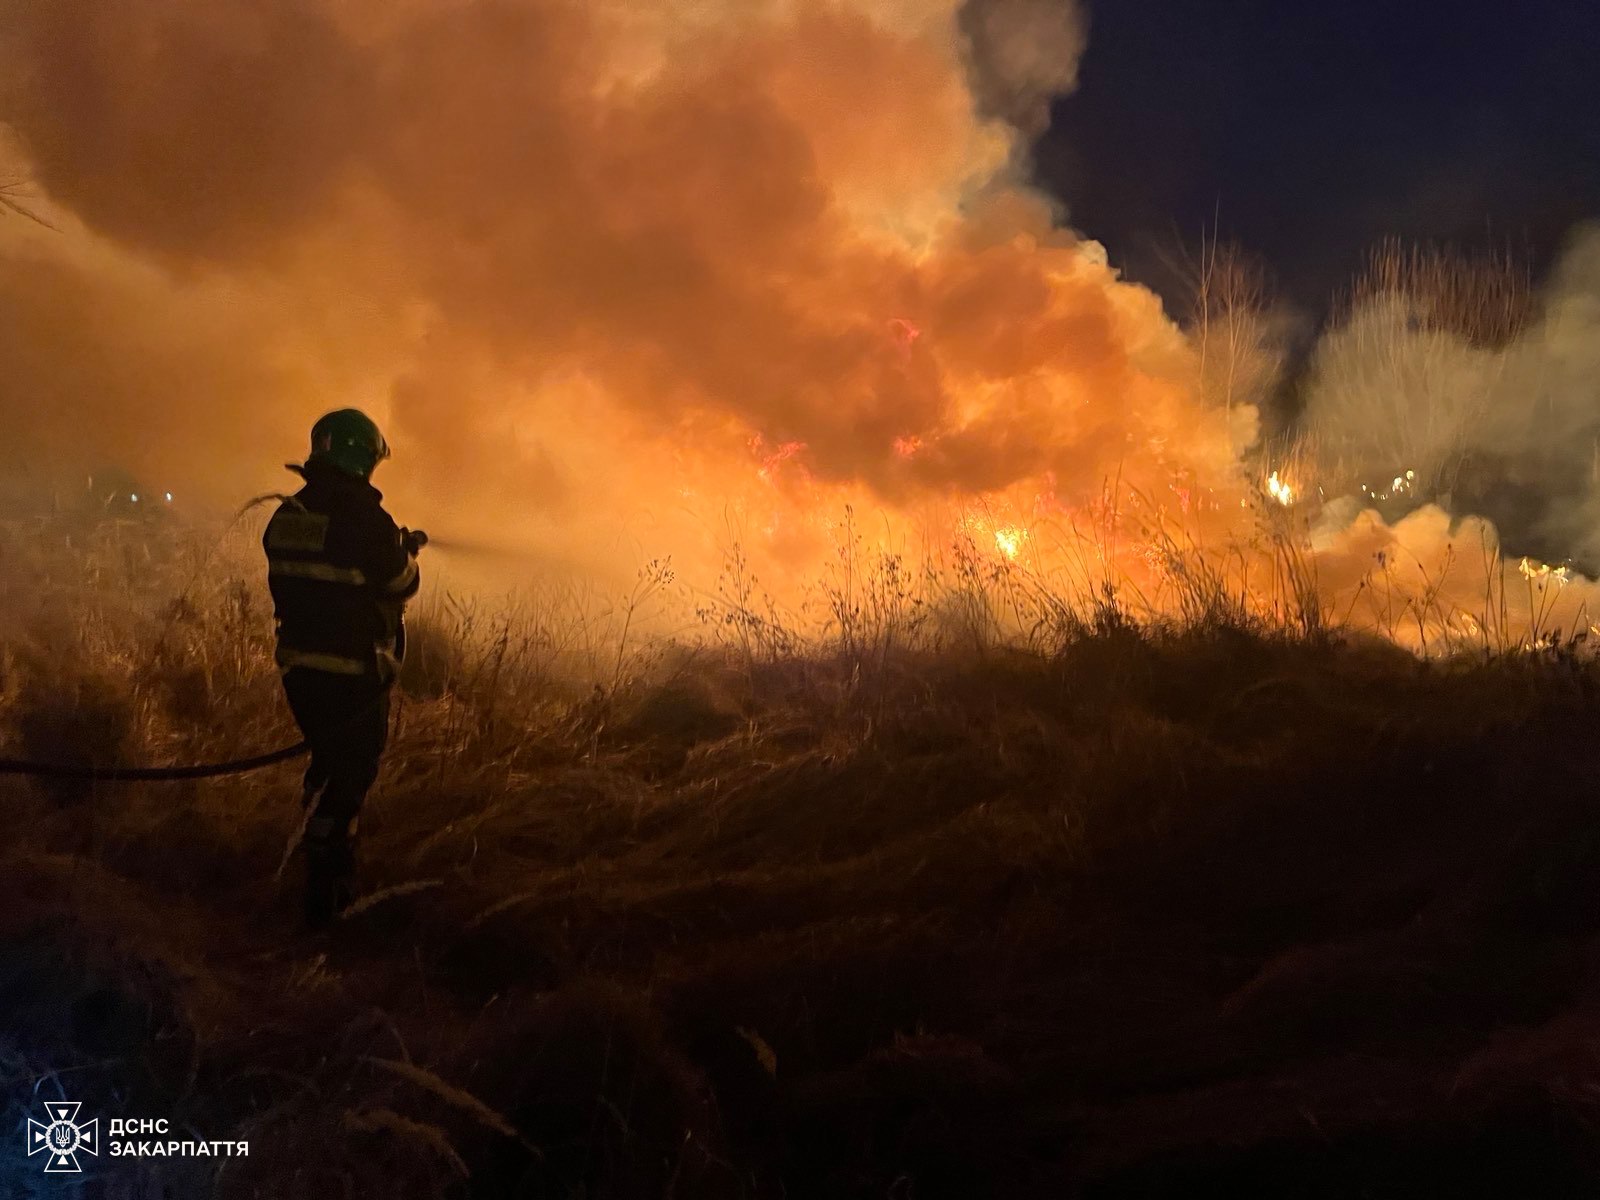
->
[304,816,358,929]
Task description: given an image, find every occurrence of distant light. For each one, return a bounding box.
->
[129,493,139,502]
[164,492,173,502]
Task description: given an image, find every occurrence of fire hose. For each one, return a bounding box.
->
[0,741,309,782]
[0,666,407,783]
[0,529,433,784]
[0,678,404,782]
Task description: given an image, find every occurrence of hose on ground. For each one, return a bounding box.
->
[0,741,309,782]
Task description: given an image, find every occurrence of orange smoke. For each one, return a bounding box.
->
[0,0,1258,601]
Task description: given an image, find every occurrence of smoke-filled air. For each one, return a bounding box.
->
[12,4,1600,1193]
[2,0,1598,650]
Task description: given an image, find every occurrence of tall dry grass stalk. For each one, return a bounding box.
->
[1348,239,1535,351]
[0,174,54,228]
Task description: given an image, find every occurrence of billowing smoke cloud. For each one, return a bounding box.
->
[959,0,1089,137]
[7,0,1598,656]
[1302,225,1600,571]
[0,0,1261,594]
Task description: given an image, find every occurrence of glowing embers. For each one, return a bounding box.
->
[1359,469,1417,503]
[950,509,1034,563]
[750,435,808,483]
[992,526,1026,560]
[1265,470,1294,506]
[1519,557,1571,588]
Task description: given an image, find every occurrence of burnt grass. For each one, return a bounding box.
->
[6,624,1600,1197]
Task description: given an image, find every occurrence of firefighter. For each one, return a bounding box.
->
[263,409,424,927]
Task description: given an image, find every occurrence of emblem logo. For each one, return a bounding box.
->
[27,1101,99,1173]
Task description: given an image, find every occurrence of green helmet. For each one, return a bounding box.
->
[307,409,390,480]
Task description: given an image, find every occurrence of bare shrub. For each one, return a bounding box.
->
[1306,241,1535,504]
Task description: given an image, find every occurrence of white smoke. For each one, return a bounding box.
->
[1302,224,1600,571]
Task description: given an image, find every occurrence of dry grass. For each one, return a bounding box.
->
[0,175,54,229]
[1304,241,1537,509]
[4,512,1600,1197]
[1346,239,1536,351]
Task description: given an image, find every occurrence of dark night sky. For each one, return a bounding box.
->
[1033,0,1600,316]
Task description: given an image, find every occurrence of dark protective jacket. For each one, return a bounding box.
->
[263,462,420,680]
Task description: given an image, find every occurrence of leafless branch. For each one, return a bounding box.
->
[0,177,58,230]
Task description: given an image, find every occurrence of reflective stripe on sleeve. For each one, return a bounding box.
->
[376,639,402,684]
[276,647,369,676]
[265,509,329,552]
[381,558,419,595]
[268,559,368,586]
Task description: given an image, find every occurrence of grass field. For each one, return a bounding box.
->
[4,514,1600,1197]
